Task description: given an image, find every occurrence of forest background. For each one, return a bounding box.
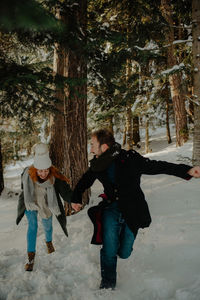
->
[0,0,200,202]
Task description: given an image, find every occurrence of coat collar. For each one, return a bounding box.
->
[90,142,121,172]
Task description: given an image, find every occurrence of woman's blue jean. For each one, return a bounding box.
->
[100,202,136,287]
[25,210,53,252]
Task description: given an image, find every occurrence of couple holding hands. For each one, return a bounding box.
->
[16,129,200,290]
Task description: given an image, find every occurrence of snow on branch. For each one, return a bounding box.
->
[164,37,192,48]
[160,63,185,76]
[186,95,200,106]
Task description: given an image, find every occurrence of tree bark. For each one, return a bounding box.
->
[132,115,140,146]
[145,117,150,153]
[125,103,133,150]
[106,115,114,135]
[192,0,200,165]
[122,124,127,147]
[166,97,172,144]
[161,0,188,146]
[187,101,194,124]
[50,0,88,204]
[124,56,133,150]
[0,141,4,195]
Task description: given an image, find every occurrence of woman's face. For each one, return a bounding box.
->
[36,169,50,180]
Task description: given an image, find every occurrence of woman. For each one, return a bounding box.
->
[16,143,72,271]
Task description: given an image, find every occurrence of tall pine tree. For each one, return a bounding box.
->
[192,0,200,165]
[49,0,88,203]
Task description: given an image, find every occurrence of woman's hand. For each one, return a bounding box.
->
[71,203,82,212]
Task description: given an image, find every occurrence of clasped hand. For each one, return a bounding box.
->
[71,203,82,212]
[188,166,200,178]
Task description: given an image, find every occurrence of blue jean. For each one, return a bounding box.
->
[100,202,136,286]
[25,210,53,252]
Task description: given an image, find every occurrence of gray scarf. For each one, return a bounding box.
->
[22,168,60,216]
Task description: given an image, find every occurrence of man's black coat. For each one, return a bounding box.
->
[72,148,192,233]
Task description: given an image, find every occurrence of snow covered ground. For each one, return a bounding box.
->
[1,130,200,300]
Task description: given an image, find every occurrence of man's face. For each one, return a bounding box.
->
[90,136,103,158]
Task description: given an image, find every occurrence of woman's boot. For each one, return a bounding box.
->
[46,241,55,254]
[25,252,35,271]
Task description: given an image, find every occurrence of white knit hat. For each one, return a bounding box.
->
[33,143,52,170]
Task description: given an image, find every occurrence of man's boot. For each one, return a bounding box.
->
[100,279,116,290]
[100,251,117,289]
[46,241,55,254]
[25,252,35,271]
[100,266,116,289]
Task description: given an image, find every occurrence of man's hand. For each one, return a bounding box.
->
[71,203,82,212]
[188,166,200,178]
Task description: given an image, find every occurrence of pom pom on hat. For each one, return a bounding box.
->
[33,143,52,170]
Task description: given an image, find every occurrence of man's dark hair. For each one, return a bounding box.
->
[91,129,115,147]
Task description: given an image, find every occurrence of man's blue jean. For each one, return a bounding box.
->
[25,210,53,252]
[100,202,136,287]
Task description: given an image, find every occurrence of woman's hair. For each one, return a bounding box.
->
[28,166,70,184]
[91,129,115,148]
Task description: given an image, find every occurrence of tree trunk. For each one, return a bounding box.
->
[187,101,194,124]
[145,117,150,153]
[161,0,188,146]
[166,97,172,144]
[122,125,127,147]
[0,141,4,195]
[192,0,200,165]
[50,0,89,204]
[126,103,133,150]
[124,55,133,150]
[169,75,188,145]
[132,115,140,146]
[27,141,32,156]
[106,115,114,135]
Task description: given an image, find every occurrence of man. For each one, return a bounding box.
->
[71,129,200,290]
